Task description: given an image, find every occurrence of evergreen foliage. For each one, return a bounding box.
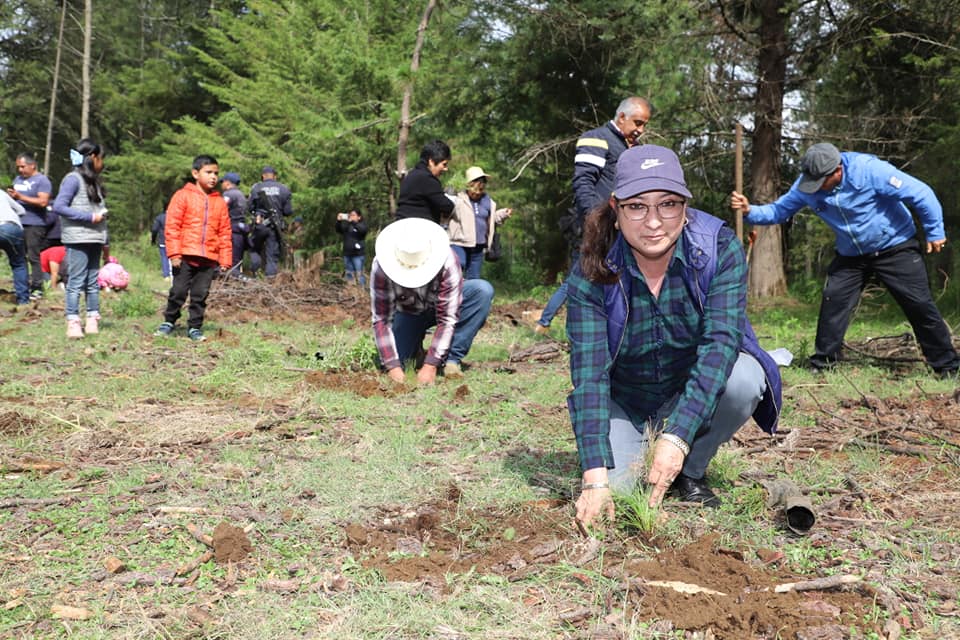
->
[0,0,958,294]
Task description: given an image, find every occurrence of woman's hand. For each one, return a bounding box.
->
[575,487,614,528]
[575,467,614,528]
[646,438,686,508]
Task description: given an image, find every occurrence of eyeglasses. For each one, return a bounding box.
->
[618,199,685,221]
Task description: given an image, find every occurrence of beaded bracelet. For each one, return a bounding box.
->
[658,433,690,456]
[581,482,610,491]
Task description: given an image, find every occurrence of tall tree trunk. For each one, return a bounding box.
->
[81,0,92,139]
[748,0,788,298]
[44,0,68,172]
[395,0,438,190]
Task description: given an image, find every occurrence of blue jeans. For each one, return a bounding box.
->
[65,244,103,320]
[344,254,366,285]
[451,245,485,280]
[605,352,766,489]
[0,222,30,304]
[158,245,170,277]
[392,279,494,366]
[538,249,579,327]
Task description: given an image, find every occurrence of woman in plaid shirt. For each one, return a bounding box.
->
[568,145,780,527]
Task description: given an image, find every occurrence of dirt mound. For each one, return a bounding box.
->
[342,492,875,638]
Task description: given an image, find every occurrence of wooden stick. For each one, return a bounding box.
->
[774,574,861,593]
[0,497,72,509]
[185,522,214,548]
[734,122,744,243]
[156,506,208,515]
[176,550,214,576]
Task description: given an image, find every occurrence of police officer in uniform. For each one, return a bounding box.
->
[246,166,293,277]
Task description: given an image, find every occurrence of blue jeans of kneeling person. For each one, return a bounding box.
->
[0,222,30,304]
[391,279,494,367]
[606,352,767,490]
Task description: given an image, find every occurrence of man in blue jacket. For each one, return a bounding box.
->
[731,143,958,377]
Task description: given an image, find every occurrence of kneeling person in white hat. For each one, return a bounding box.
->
[371,218,494,384]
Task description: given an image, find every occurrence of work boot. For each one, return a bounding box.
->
[66,319,83,339]
[154,321,174,337]
[444,362,464,379]
[84,316,99,334]
[534,323,550,336]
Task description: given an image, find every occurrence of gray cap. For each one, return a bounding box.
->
[615,144,692,199]
[798,143,841,193]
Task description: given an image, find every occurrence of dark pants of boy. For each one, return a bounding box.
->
[163,262,217,330]
[814,239,959,371]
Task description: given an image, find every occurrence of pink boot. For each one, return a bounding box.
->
[85,316,99,334]
[66,319,83,339]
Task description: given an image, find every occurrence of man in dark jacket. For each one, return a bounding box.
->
[536,97,652,333]
[395,140,454,224]
[220,172,248,273]
[247,166,293,277]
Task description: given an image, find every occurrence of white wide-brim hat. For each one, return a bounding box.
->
[375,218,451,288]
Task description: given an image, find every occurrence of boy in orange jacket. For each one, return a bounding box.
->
[154,155,232,342]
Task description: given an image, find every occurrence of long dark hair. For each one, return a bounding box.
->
[579,201,620,284]
[75,138,104,203]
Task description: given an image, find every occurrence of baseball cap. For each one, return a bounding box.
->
[798,143,841,193]
[615,145,692,199]
[221,172,241,185]
[261,166,276,175]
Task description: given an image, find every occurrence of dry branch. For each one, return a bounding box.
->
[1,460,65,473]
[773,574,862,593]
[176,550,213,576]
[185,522,214,548]
[0,497,72,509]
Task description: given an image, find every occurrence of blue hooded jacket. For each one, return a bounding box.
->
[746,152,944,257]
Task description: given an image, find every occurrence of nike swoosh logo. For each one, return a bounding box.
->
[640,159,664,170]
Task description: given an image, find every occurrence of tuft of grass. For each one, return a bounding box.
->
[613,488,659,535]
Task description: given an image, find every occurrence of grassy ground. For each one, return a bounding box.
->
[0,247,958,639]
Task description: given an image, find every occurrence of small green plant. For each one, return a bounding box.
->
[104,289,158,318]
[346,334,379,370]
[613,488,659,535]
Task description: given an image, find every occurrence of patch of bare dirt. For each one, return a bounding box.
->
[341,492,876,639]
[0,410,41,435]
[205,274,369,325]
[212,521,253,563]
[304,369,405,397]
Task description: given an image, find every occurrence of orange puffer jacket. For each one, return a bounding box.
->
[165,182,232,268]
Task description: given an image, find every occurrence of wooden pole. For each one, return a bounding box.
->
[44,0,68,173]
[734,122,744,242]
